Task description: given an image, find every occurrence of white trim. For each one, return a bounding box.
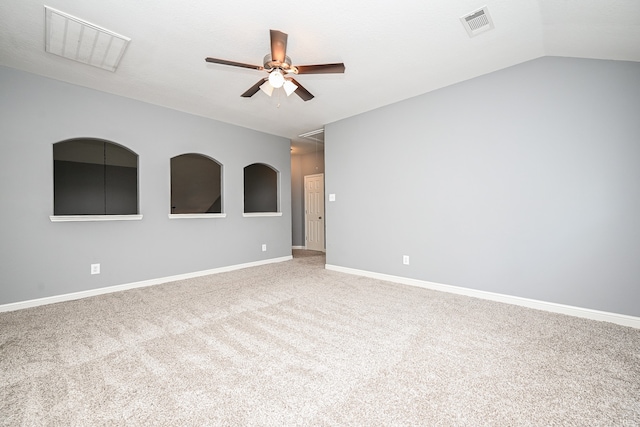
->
[168,213,226,219]
[0,256,292,313]
[325,264,640,329]
[242,212,283,217]
[50,215,143,222]
[292,246,305,250]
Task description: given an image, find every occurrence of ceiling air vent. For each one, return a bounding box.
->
[44,6,130,72]
[298,129,324,143]
[460,6,494,38]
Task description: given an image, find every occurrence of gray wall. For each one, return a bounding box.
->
[291,150,325,247]
[0,66,291,305]
[325,57,640,317]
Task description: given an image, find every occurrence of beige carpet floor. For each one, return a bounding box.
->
[1,250,639,426]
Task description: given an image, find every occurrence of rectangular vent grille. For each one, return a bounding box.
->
[44,6,130,72]
[460,6,495,37]
[298,128,324,143]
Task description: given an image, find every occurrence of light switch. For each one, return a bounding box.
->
[329,194,336,202]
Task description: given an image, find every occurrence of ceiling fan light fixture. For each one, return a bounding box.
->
[206,30,345,101]
[268,69,285,88]
[283,80,298,96]
[259,81,274,96]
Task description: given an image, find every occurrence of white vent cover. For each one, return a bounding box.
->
[298,128,325,143]
[460,6,495,37]
[44,6,130,72]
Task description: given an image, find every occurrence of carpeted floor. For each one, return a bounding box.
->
[1,250,639,426]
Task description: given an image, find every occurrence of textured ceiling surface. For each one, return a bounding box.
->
[1,0,639,152]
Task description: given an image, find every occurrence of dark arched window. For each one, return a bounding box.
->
[171,154,222,214]
[244,163,278,213]
[53,138,138,215]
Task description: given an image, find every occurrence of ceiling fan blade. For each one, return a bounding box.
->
[296,63,346,74]
[289,78,314,101]
[270,30,288,64]
[205,57,263,71]
[241,79,267,98]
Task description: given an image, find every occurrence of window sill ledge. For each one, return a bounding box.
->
[242,212,283,217]
[50,215,143,222]
[168,213,227,219]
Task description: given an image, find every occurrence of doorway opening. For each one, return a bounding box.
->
[292,129,325,251]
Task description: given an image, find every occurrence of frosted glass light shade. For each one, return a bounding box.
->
[283,80,298,96]
[260,81,274,96]
[268,69,285,88]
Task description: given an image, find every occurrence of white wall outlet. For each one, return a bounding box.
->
[403,255,410,265]
[91,263,100,275]
[262,244,267,252]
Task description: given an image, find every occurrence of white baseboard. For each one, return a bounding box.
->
[325,264,640,329]
[0,256,293,313]
[292,246,327,253]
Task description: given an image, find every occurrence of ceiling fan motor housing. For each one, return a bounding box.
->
[263,54,296,73]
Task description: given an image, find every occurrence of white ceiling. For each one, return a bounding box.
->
[1,0,639,153]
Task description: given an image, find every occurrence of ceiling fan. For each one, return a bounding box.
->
[205,30,345,101]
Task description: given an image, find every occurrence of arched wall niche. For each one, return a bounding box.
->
[53,138,138,215]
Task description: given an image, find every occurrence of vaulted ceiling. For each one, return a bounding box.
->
[1,0,639,152]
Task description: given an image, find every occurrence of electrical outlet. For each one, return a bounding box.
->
[91,263,100,275]
[403,255,410,265]
[262,244,267,252]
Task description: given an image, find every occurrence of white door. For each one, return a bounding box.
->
[304,173,325,251]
